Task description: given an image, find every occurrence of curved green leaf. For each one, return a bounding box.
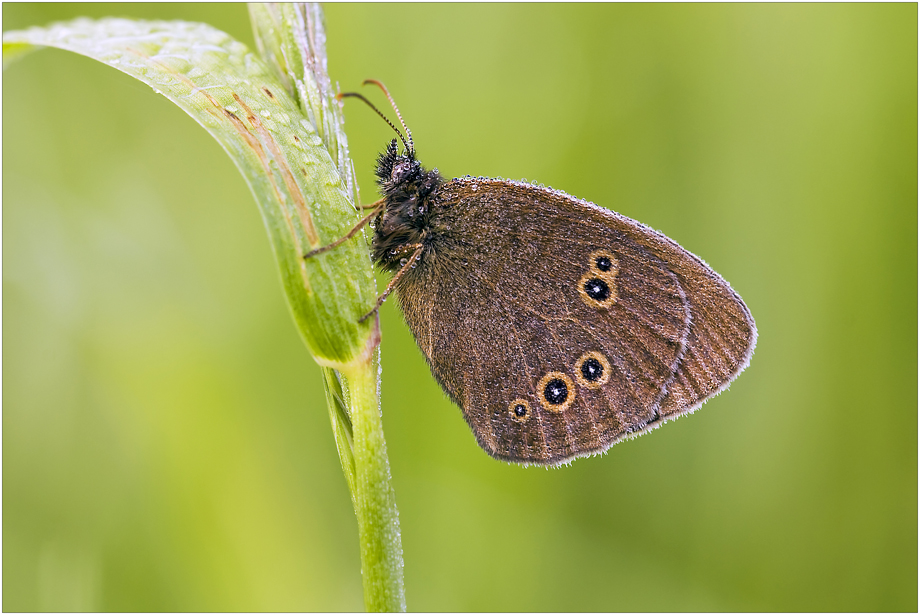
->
[248,7,405,610]
[3,17,377,367]
[4,13,405,612]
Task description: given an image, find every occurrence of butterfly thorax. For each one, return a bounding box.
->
[372,140,444,271]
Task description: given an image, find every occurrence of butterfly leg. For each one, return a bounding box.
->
[360,197,386,210]
[303,201,384,259]
[359,242,424,323]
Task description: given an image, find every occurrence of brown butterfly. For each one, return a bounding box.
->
[308,81,757,466]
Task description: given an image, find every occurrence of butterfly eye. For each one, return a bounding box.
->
[536,372,576,412]
[508,398,532,423]
[574,351,612,389]
[391,160,409,182]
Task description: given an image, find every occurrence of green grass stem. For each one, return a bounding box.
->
[3,4,406,611]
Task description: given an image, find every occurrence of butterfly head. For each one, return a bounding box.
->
[339,81,443,269]
[375,139,418,188]
[374,139,442,196]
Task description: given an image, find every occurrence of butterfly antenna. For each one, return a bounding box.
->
[337,91,412,153]
[363,79,414,155]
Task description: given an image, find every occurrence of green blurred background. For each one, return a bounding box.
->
[3,3,916,612]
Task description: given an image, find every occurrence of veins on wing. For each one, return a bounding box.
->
[497,306,550,460]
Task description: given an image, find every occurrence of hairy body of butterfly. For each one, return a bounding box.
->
[369,138,757,466]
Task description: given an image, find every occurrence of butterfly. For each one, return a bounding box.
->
[308,81,757,466]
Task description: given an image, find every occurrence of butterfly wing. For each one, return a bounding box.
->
[395,177,755,465]
[620,209,758,420]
